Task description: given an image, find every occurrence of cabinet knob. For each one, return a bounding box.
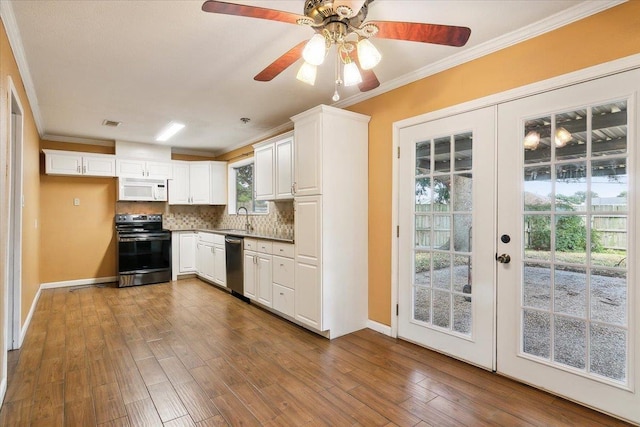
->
[280,292,284,296]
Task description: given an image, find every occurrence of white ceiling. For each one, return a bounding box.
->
[3,0,619,154]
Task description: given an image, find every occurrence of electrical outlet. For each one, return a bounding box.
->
[73,198,80,206]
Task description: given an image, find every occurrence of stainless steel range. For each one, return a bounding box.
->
[115,214,171,287]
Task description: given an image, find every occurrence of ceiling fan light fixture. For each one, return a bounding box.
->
[357,38,381,70]
[302,34,328,66]
[343,60,362,86]
[296,62,317,85]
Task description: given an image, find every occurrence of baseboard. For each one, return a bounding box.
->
[19,286,41,347]
[40,276,117,289]
[367,319,392,336]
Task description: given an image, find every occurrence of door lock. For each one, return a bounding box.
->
[496,253,511,264]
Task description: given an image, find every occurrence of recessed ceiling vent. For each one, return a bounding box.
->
[102,119,122,127]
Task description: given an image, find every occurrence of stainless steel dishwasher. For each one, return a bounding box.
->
[224,235,248,301]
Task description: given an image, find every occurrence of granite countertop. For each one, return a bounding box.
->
[167,227,294,243]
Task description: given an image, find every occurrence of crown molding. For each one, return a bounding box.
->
[334,0,626,109]
[0,0,44,135]
[214,121,293,156]
[41,134,114,147]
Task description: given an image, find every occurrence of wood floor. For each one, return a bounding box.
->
[0,278,632,426]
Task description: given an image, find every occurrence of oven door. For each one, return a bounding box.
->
[117,232,171,286]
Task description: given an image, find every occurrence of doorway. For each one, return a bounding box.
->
[7,78,24,351]
[396,69,640,423]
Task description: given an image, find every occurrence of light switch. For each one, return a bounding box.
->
[73,198,80,206]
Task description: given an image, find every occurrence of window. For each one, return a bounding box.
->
[228,158,268,214]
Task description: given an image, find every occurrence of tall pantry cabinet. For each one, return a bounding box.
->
[291,105,370,339]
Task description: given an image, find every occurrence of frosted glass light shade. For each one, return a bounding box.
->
[296,62,317,86]
[343,61,362,86]
[357,38,381,70]
[302,34,327,66]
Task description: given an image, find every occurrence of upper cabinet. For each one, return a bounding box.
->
[169,160,227,205]
[116,158,173,180]
[43,149,116,177]
[292,114,322,196]
[253,131,294,201]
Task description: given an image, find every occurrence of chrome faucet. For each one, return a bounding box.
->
[237,207,253,233]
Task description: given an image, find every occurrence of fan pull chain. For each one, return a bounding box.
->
[333,45,342,102]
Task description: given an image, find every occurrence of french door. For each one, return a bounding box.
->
[497,69,639,423]
[398,69,640,423]
[398,107,496,370]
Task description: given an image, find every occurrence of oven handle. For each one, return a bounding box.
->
[119,234,170,242]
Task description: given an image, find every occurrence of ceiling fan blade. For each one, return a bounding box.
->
[368,21,471,47]
[349,49,380,92]
[254,41,306,82]
[333,0,366,17]
[202,1,307,25]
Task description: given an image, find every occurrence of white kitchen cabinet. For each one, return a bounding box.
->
[43,149,116,177]
[169,161,227,205]
[178,232,197,274]
[275,136,293,199]
[197,241,215,282]
[272,242,295,317]
[254,142,275,200]
[291,105,370,339]
[253,131,294,201]
[116,158,173,179]
[196,232,226,287]
[243,238,272,307]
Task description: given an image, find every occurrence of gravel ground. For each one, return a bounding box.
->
[413,265,627,381]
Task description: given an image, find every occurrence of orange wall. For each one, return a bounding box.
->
[1,18,42,330]
[346,1,640,325]
[39,140,118,283]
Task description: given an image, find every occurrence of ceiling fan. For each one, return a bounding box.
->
[202,0,471,101]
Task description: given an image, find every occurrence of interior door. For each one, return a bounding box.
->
[496,69,640,424]
[398,106,496,370]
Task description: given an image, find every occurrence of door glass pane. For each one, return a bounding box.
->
[524,116,551,164]
[523,309,550,359]
[592,101,627,157]
[520,101,629,384]
[434,137,451,172]
[555,109,587,161]
[412,130,474,337]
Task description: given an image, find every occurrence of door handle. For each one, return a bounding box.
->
[496,253,511,264]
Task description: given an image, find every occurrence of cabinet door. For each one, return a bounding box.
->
[295,261,321,329]
[45,151,82,175]
[116,159,146,178]
[189,163,211,204]
[146,161,173,180]
[243,252,257,300]
[196,242,206,276]
[254,143,275,200]
[294,114,322,196]
[273,284,294,317]
[209,161,228,205]
[205,245,216,281]
[83,155,116,177]
[179,233,197,273]
[169,162,190,204]
[294,195,321,266]
[275,137,293,199]
[213,244,226,286]
[257,255,272,307]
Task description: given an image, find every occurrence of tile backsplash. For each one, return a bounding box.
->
[116,201,294,238]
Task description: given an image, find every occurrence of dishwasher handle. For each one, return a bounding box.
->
[225,236,243,244]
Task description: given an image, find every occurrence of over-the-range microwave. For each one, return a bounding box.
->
[118,177,167,202]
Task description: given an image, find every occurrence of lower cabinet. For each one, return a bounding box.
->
[243,239,272,307]
[178,232,197,274]
[196,232,226,287]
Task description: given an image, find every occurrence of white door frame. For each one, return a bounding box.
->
[390,53,640,338]
[6,76,24,351]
